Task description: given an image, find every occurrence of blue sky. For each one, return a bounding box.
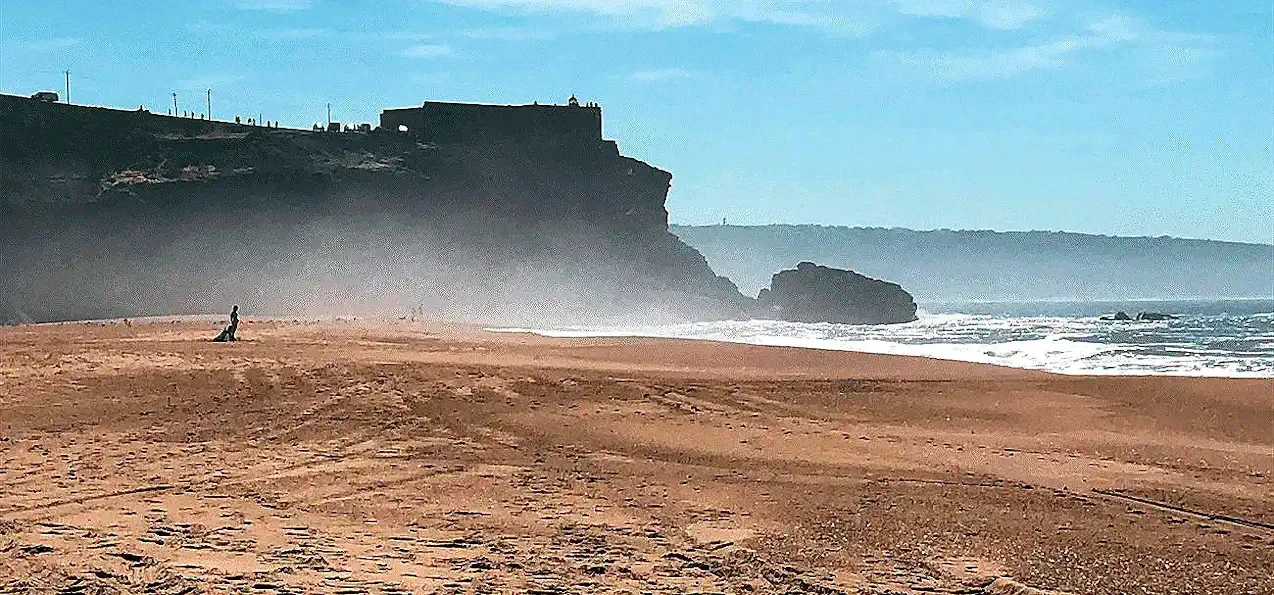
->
[2,0,1271,243]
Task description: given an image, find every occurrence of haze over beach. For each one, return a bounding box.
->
[2,1,1273,594]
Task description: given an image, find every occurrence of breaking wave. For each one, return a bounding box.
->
[493,299,1274,378]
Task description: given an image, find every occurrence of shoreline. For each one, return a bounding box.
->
[9,313,1272,379]
[485,322,1274,380]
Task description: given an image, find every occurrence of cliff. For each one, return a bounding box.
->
[0,95,748,324]
[757,262,918,325]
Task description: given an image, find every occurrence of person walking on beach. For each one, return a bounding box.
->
[213,305,239,342]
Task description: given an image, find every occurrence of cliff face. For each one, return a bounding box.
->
[0,95,748,324]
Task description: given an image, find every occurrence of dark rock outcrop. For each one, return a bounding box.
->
[756,262,918,325]
[0,94,750,325]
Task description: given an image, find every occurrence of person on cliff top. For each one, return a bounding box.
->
[213,305,239,342]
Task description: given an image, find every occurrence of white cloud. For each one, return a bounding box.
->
[1129,30,1219,85]
[882,38,1079,82]
[630,67,696,82]
[257,27,330,40]
[1085,14,1140,44]
[13,38,82,52]
[405,0,1050,34]
[888,0,974,19]
[462,27,557,40]
[190,23,431,43]
[233,0,315,11]
[403,44,456,58]
[421,0,880,33]
[357,32,435,41]
[888,0,1045,30]
[880,13,1216,84]
[978,0,1045,30]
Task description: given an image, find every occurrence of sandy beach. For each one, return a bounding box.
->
[1,318,1270,594]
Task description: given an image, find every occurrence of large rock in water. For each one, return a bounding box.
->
[756,262,918,324]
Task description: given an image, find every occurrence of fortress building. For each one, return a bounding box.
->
[380,99,602,145]
[0,90,611,153]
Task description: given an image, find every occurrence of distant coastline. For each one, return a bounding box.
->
[672,224,1274,301]
[675,222,1270,247]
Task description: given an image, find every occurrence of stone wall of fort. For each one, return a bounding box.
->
[380,101,603,145]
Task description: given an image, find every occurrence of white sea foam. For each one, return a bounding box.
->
[489,308,1274,378]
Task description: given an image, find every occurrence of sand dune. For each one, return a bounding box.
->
[1,319,1271,594]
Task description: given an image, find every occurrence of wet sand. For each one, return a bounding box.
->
[1,319,1271,594]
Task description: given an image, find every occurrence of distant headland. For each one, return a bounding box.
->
[674,224,1274,302]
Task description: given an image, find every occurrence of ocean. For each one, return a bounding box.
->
[494,299,1274,378]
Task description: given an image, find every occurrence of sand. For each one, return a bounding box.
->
[1,318,1270,594]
